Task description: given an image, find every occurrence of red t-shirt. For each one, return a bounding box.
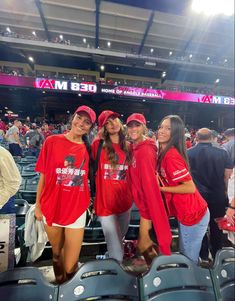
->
[92,139,132,216]
[35,134,90,226]
[159,147,207,226]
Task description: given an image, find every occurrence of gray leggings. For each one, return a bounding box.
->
[98,209,131,262]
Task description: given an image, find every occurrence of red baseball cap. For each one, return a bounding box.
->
[126,113,146,125]
[75,105,96,124]
[98,110,120,128]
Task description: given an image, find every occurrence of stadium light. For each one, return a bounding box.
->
[207,56,210,61]
[32,31,36,36]
[169,51,173,56]
[100,65,105,71]
[162,71,166,78]
[150,48,154,53]
[59,35,63,40]
[215,78,220,84]
[192,0,234,16]
[83,38,87,44]
[28,56,34,63]
[6,27,11,33]
[107,41,111,47]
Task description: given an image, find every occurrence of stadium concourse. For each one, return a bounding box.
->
[0,0,234,300]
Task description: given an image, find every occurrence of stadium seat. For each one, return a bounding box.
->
[19,175,39,204]
[21,163,37,178]
[210,247,235,301]
[58,259,139,300]
[125,203,140,240]
[140,253,216,301]
[18,156,37,166]
[14,198,31,228]
[14,199,31,266]
[0,267,58,301]
[83,211,105,244]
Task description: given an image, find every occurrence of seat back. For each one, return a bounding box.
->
[21,163,37,178]
[210,247,235,301]
[19,175,39,203]
[14,199,30,227]
[58,259,139,300]
[0,267,58,301]
[140,253,216,301]
[125,204,140,240]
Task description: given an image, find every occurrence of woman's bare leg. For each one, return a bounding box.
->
[44,225,65,283]
[63,228,84,280]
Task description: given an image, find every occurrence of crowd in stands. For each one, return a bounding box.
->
[1,28,232,69]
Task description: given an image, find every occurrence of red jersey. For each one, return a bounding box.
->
[35,135,90,226]
[92,139,132,216]
[159,147,207,226]
[129,139,172,255]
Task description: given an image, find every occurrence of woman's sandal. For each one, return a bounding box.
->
[139,244,158,266]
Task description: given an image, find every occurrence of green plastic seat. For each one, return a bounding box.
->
[210,247,235,301]
[0,267,58,301]
[140,253,217,301]
[58,259,139,300]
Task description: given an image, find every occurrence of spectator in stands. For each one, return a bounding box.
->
[187,128,233,262]
[127,113,172,265]
[211,130,221,148]
[34,105,96,283]
[185,133,192,149]
[222,128,235,165]
[25,126,44,157]
[91,111,132,262]
[0,146,21,213]
[157,116,209,264]
[41,123,52,139]
[0,118,6,132]
[5,120,22,156]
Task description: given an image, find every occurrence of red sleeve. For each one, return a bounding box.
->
[165,150,192,183]
[139,147,172,255]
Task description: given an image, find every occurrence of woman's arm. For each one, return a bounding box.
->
[34,173,45,220]
[225,197,235,224]
[160,180,196,194]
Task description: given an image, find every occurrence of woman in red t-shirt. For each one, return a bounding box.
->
[92,110,132,262]
[127,113,172,265]
[34,105,96,283]
[157,115,210,264]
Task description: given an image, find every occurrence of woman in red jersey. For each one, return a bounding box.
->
[92,110,132,262]
[157,115,209,264]
[34,105,96,283]
[127,113,172,265]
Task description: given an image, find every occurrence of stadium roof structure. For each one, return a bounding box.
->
[0,0,234,87]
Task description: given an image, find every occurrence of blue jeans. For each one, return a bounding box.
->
[0,197,16,214]
[179,209,210,264]
[98,209,131,262]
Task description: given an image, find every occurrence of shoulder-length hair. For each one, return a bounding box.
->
[101,119,131,167]
[158,115,189,168]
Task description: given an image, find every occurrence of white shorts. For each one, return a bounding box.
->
[43,211,86,229]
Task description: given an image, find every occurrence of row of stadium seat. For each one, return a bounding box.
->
[1,248,234,301]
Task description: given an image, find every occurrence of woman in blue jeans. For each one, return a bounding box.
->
[157,115,210,264]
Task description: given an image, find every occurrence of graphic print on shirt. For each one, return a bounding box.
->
[103,156,128,181]
[56,155,86,188]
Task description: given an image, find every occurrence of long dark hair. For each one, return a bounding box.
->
[103,120,131,167]
[158,115,189,168]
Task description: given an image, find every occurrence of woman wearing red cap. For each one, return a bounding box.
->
[34,105,96,283]
[92,110,132,262]
[157,115,209,264]
[126,113,172,264]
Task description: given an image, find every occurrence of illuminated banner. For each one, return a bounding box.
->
[34,78,97,93]
[0,75,234,106]
[101,86,235,106]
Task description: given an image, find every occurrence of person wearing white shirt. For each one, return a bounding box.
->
[0,146,21,213]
